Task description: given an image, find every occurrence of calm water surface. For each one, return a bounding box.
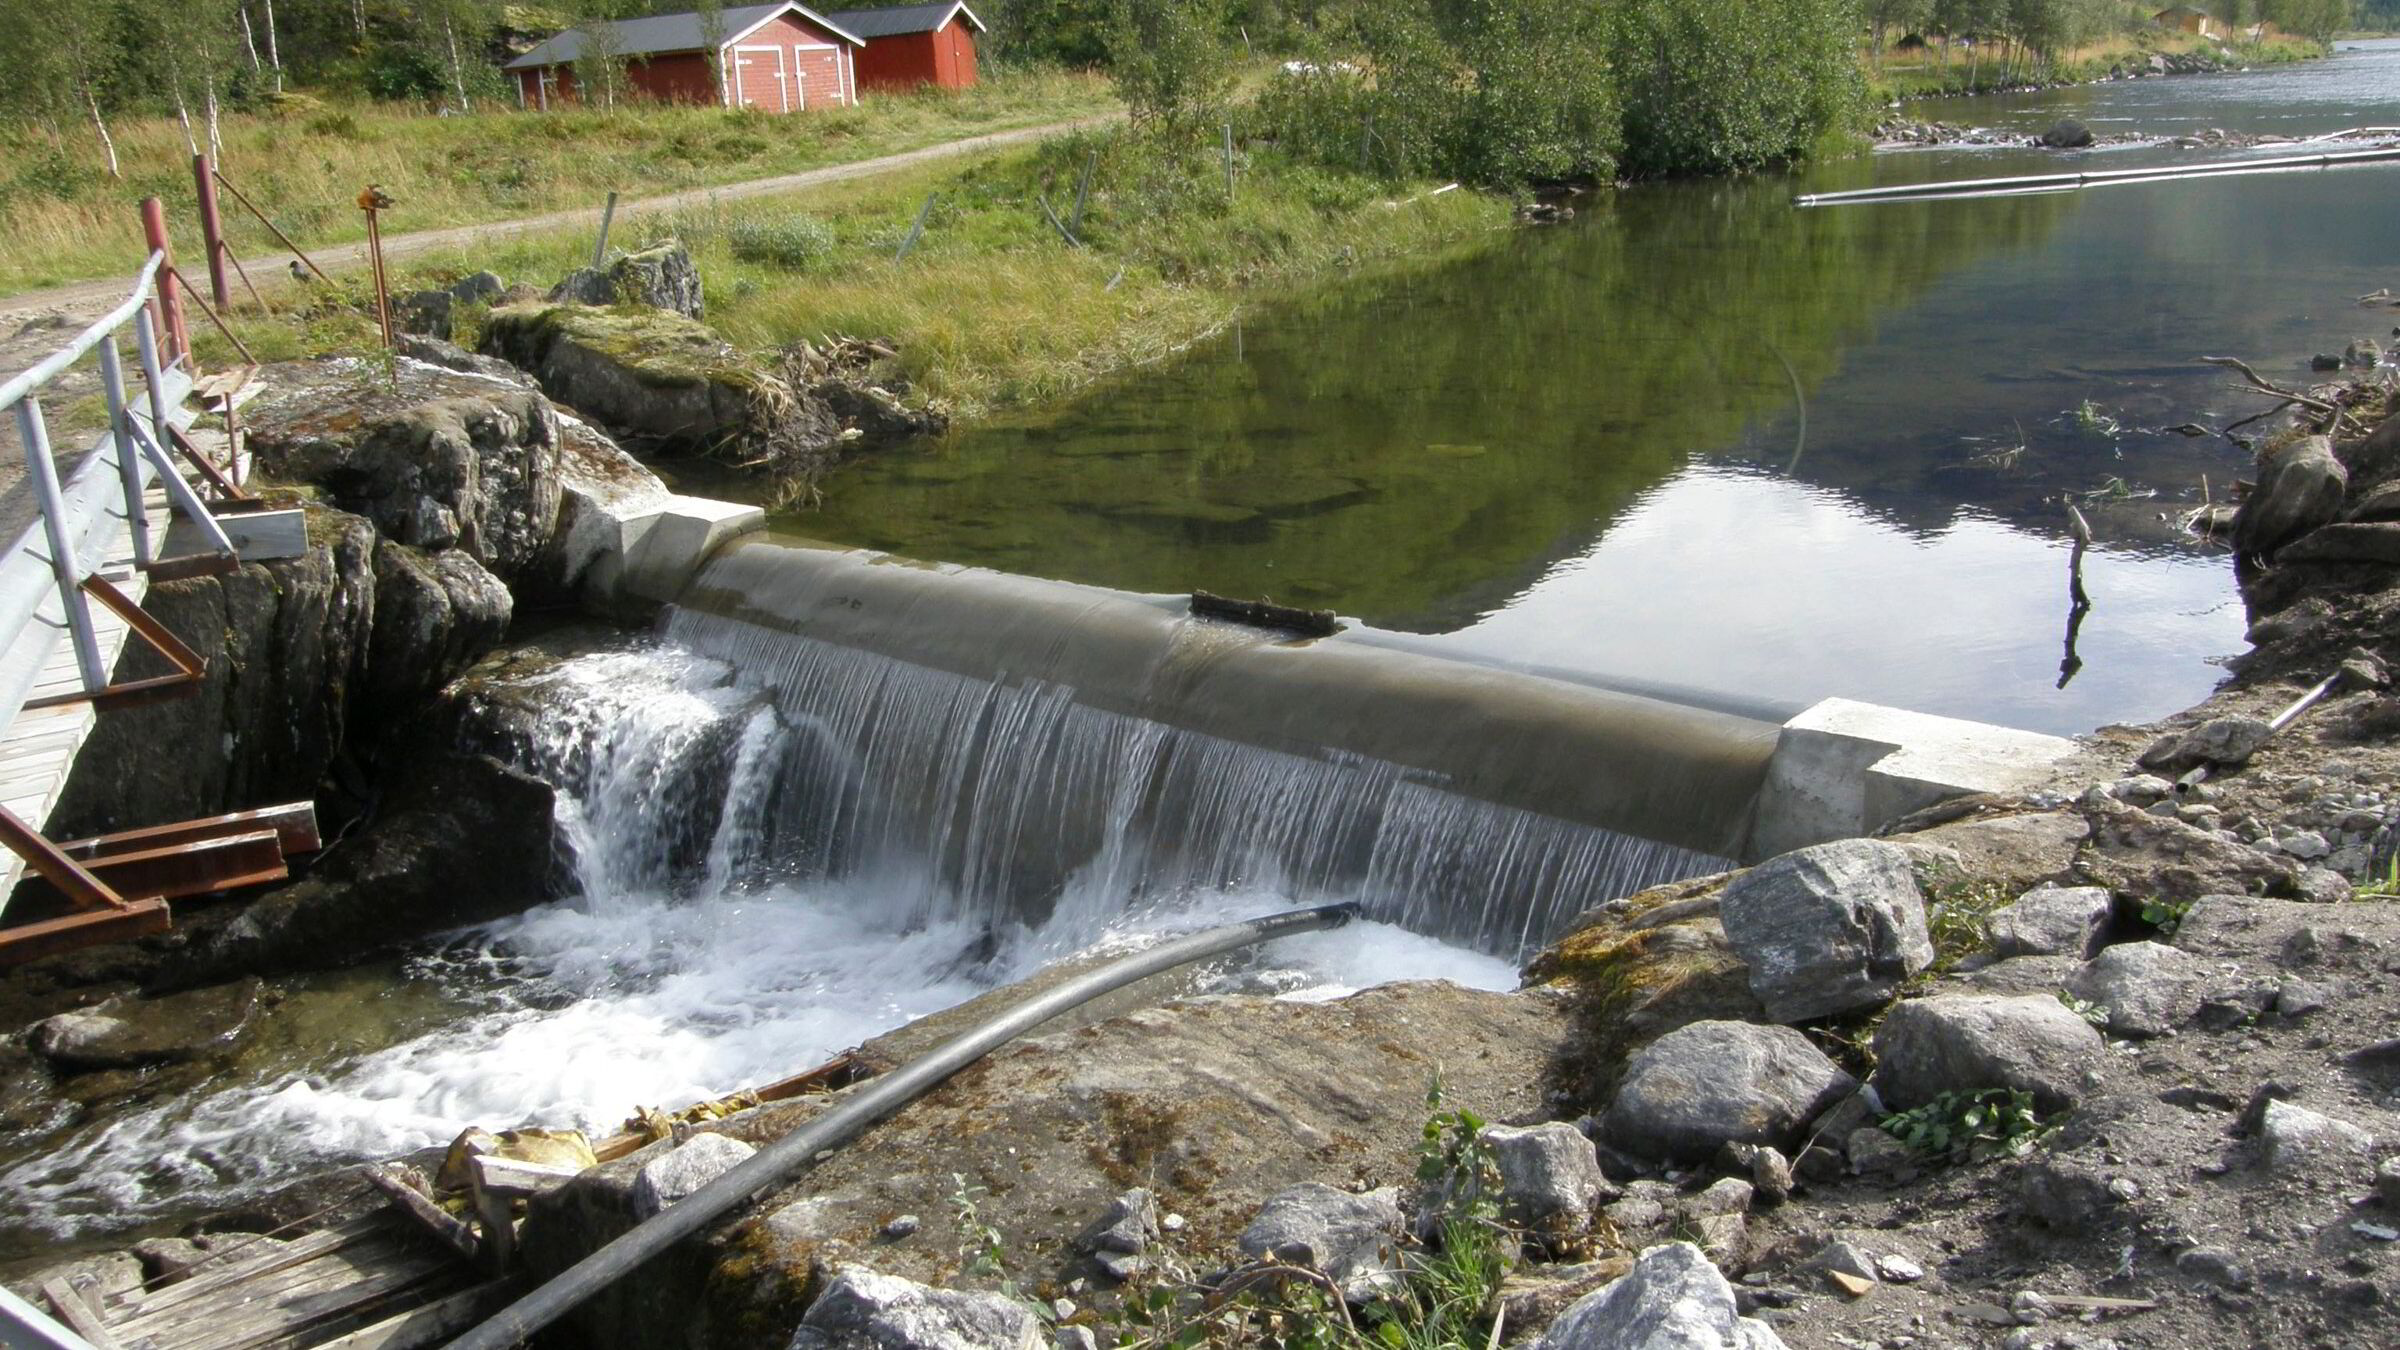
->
[801,41,2400,735]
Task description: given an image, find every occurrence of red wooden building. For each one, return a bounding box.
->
[506,3,866,112]
[826,3,985,92]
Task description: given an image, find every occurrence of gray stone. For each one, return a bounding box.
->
[2281,830,2333,860]
[2064,942,2204,1038]
[2019,1157,2125,1228]
[1750,1145,1794,1204]
[630,1132,757,1219]
[1482,1122,1612,1241]
[2376,1156,2400,1208]
[1800,1240,1878,1283]
[2276,978,2333,1017]
[1074,1188,1158,1281]
[1990,886,2112,959]
[1845,1127,1918,1182]
[2138,716,2277,775]
[449,271,507,305]
[1236,1184,1406,1300]
[2174,1246,2250,1289]
[2279,522,2400,566]
[2348,336,2385,368]
[1530,1242,1786,1350]
[790,1265,1043,1350]
[1954,955,2079,997]
[549,243,705,320]
[2258,1099,2375,1178]
[2109,775,2172,805]
[1602,1182,1674,1236]
[2040,120,2095,148]
[1718,840,1933,1023]
[1870,994,2105,1112]
[1602,1021,1857,1162]
[1055,1329,1098,1350]
[2233,436,2348,559]
[394,288,454,340]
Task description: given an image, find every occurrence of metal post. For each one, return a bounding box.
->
[193,153,231,311]
[894,192,937,263]
[96,337,154,570]
[14,399,108,694]
[593,190,620,268]
[135,307,172,447]
[140,197,190,363]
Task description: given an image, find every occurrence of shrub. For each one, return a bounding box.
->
[1608,0,1863,176]
[728,214,837,269]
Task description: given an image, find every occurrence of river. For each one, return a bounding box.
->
[801,39,2400,736]
[6,44,2395,1253]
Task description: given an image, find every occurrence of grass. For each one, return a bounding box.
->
[0,68,1116,295]
[197,125,1508,423]
[1866,30,2326,100]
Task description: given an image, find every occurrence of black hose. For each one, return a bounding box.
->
[447,901,1362,1350]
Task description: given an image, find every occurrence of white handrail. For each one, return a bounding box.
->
[0,251,168,413]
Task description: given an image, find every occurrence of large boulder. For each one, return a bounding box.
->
[246,362,565,581]
[2137,716,2275,776]
[1530,1242,1786,1350]
[550,242,705,320]
[1718,841,1933,1023]
[789,1266,1043,1350]
[368,541,513,712]
[2063,941,2204,1037]
[1602,1021,1857,1162]
[1870,994,2104,1112]
[2040,120,2095,148]
[1481,1123,1614,1246]
[1236,1184,1407,1300]
[480,304,843,493]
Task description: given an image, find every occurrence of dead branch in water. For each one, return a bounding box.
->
[2200,356,2367,438]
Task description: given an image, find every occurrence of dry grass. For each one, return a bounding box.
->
[0,70,1116,294]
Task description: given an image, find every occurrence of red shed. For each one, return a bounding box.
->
[507,3,865,112]
[826,3,984,93]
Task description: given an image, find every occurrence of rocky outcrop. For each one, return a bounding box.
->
[550,242,706,320]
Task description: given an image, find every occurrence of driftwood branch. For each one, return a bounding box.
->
[2199,356,2367,437]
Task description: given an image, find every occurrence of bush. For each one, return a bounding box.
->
[728,214,838,269]
[1608,0,1862,176]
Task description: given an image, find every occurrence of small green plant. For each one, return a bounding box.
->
[1917,868,2016,977]
[2057,991,2110,1027]
[2073,399,2124,438]
[1881,1088,2054,1164]
[948,1173,1009,1283]
[727,213,838,269]
[2140,896,2192,938]
[2354,854,2400,900]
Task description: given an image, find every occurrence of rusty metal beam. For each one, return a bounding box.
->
[0,899,173,967]
[58,830,289,903]
[0,805,133,913]
[59,802,321,860]
[25,575,208,712]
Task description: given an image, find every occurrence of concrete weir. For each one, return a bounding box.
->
[664,535,2078,865]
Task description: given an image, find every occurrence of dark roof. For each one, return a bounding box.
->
[824,2,985,38]
[507,3,861,70]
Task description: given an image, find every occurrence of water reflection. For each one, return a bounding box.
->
[797,41,2400,735]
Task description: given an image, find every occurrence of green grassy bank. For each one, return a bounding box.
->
[0,69,1115,295]
[203,126,1507,421]
[1869,29,2326,99]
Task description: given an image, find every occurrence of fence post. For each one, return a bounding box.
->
[193,153,231,311]
[13,399,107,694]
[139,198,190,363]
[1223,123,1236,199]
[593,191,620,269]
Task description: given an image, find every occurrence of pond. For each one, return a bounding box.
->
[799,39,2400,736]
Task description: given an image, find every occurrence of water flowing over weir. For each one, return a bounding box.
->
[658,536,1775,952]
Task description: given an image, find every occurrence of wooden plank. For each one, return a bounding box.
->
[306,1282,511,1350]
[112,1238,423,1346]
[41,1277,126,1350]
[364,1168,481,1264]
[467,1155,583,1198]
[131,1255,450,1350]
[105,1214,390,1320]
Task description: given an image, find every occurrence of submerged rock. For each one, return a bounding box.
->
[1718,840,1933,1023]
[30,980,261,1071]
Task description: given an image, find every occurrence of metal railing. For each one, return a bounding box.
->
[0,250,234,719]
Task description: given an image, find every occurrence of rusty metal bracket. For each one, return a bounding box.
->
[25,575,208,711]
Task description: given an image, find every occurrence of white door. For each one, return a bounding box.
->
[732,46,789,111]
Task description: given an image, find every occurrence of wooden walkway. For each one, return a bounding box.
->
[35,1210,507,1350]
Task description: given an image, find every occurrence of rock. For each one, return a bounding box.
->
[2258,1099,2375,1178]
[1989,885,2112,959]
[1055,1329,1097,1350]
[395,333,536,388]
[2376,1156,2400,1208]
[1953,954,2078,997]
[480,303,844,492]
[2279,830,2332,860]
[394,288,454,340]
[2314,352,2347,372]
[2278,522,2400,566]
[449,271,507,305]
[2348,336,2385,368]
[7,1250,143,1307]
[246,363,564,581]
[1482,1122,1613,1243]
[2345,482,2400,524]
[1750,1146,1794,1204]
[368,541,512,712]
[1601,1021,1857,1162]
[881,1214,919,1241]
[1870,994,2105,1112]
[2064,941,2204,1037]
[1236,1184,1406,1301]
[2276,977,2333,1016]
[1717,840,1933,1023]
[790,1265,1043,1350]
[1844,1127,1918,1182]
[2231,435,2347,559]
[2137,716,2276,775]
[1801,1239,1879,1284]
[2040,120,2095,148]
[30,980,261,1070]
[1498,1260,1637,1344]
[2109,775,2173,805]
[1073,1188,1158,1281]
[2019,1156,2126,1228]
[630,1132,757,1219]
[549,242,705,320]
[1893,812,2088,893]
[2174,1245,2250,1288]
[1530,1242,1786,1350]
